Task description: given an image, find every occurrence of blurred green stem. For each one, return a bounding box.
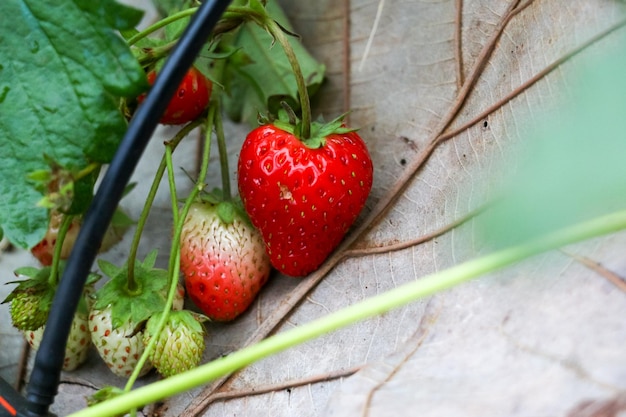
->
[67,209,626,417]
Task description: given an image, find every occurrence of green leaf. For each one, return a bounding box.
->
[0,0,147,248]
[478,42,626,248]
[215,0,325,126]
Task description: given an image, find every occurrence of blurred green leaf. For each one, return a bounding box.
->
[479,41,626,247]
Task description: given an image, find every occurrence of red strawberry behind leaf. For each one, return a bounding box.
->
[138,67,212,125]
[237,114,374,277]
[180,198,271,321]
[31,209,130,266]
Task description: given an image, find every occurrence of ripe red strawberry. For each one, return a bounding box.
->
[138,67,212,125]
[143,310,206,377]
[180,199,271,321]
[31,209,129,266]
[237,116,373,276]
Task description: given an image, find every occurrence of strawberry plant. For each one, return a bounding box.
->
[2,1,626,417]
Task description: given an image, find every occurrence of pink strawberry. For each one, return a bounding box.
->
[180,199,271,321]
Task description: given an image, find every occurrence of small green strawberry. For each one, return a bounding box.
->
[3,266,58,331]
[180,198,271,321]
[89,251,183,377]
[143,310,206,377]
[10,291,48,331]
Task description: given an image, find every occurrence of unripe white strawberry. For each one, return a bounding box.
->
[89,306,153,378]
[21,278,97,372]
[89,251,185,378]
[143,310,206,377]
[26,310,91,372]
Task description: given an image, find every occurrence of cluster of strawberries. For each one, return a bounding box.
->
[3,60,373,379]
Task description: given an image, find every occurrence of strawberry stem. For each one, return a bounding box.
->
[219,4,313,138]
[126,7,199,46]
[214,101,232,201]
[263,17,312,139]
[197,103,218,187]
[66,209,626,417]
[126,119,204,290]
[74,162,101,182]
[123,103,218,393]
[48,213,74,286]
[136,41,177,68]
[165,145,179,226]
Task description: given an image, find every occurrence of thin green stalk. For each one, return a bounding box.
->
[127,8,199,46]
[126,119,204,289]
[137,41,177,67]
[217,6,312,137]
[67,209,626,417]
[73,163,101,182]
[48,214,74,286]
[123,104,217,393]
[197,103,219,190]
[165,145,179,225]
[213,101,231,200]
[264,18,312,139]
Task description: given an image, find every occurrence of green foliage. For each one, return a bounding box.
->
[0,0,147,248]
[479,42,626,248]
[204,1,325,126]
[94,251,171,329]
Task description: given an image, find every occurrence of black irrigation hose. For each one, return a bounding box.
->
[23,1,231,415]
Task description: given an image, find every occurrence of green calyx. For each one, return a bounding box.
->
[272,110,357,150]
[198,190,252,227]
[93,250,170,330]
[145,310,206,338]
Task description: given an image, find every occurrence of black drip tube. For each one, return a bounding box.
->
[23,1,231,415]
